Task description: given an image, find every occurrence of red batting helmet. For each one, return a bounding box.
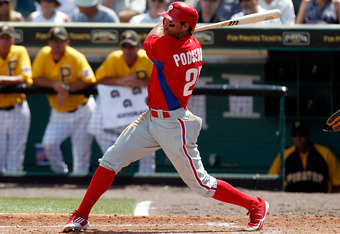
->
[159,2,198,31]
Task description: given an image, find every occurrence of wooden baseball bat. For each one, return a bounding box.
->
[194,9,281,32]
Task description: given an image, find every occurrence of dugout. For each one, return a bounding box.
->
[1,23,340,190]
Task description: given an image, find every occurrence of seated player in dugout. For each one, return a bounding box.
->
[269,120,340,193]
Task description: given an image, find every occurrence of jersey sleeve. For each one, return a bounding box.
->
[325,148,340,186]
[145,58,153,79]
[143,34,162,61]
[314,144,340,191]
[95,52,118,81]
[139,50,154,79]
[76,53,96,84]
[268,155,280,175]
[32,47,47,79]
[268,146,295,175]
[16,46,33,85]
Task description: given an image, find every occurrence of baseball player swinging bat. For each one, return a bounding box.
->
[194,9,281,32]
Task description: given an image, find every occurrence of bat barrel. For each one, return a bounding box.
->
[194,9,281,32]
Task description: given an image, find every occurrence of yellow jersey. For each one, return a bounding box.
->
[269,143,340,193]
[96,49,153,81]
[0,45,32,108]
[32,46,96,112]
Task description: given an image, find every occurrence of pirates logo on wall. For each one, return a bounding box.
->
[123,99,133,107]
[111,90,120,98]
[132,87,142,95]
[91,29,119,44]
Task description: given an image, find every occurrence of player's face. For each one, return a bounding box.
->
[48,37,69,57]
[0,34,14,56]
[148,0,169,13]
[240,0,256,14]
[0,0,9,15]
[292,133,309,151]
[40,0,58,14]
[162,18,188,37]
[121,43,140,65]
[200,0,219,14]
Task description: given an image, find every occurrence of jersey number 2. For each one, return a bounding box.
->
[183,66,202,96]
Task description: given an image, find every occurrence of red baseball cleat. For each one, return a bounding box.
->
[62,210,89,232]
[244,197,269,231]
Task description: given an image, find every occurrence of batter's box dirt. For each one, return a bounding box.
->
[0,214,339,233]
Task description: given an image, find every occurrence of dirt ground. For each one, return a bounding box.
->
[0,183,340,233]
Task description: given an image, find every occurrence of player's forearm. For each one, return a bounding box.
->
[97,77,123,85]
[118,10,139,22]
[135,78,149,87]
[128,77,149,88]
[296,1,309,23]
[69,80,93,92]
[147,21,164,37]
[33,77,68,94]
[98,76,148,87]
[0,75,26,85]
[33,77,58,89]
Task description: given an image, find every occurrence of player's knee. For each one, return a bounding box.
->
[98,159,118,173]
[189,185,216,198]
[184,174,217,197]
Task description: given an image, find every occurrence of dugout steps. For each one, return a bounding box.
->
[0,172,282,191]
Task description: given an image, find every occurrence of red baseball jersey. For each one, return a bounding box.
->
[144,34,203,110]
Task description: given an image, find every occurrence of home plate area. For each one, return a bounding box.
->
[1,214,340,233]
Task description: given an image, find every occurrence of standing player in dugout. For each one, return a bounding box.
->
[63,2,269,232]
[32,26,96,174]
[0,23,32,173]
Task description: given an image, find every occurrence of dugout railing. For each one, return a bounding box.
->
[0,84,287,191]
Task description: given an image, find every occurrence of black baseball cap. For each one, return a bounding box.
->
[0,24,15,38]
[119,30,140,46]
[48,26,69,41]
[290,120,310,137]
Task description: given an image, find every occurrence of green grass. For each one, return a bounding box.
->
[0,197,136,215]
